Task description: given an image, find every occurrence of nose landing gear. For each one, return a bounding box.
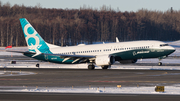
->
[158,62,162,66]
[158,56,168,66]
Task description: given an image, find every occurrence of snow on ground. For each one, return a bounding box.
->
[0,62,180,70]
[113,58,180,70]
[1,86,180,95]
[168,40,180,46]
[0,58,180,70]
[0,71,35,77]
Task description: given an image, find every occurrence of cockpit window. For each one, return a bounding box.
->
[160,44,169,47]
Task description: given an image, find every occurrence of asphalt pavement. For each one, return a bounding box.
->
[1,56,180,101]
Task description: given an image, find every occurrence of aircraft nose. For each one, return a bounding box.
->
[164,46,176,56]
[169,46,176,53]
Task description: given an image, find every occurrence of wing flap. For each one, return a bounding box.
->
[43,53,95,63]
[43,53,95,58]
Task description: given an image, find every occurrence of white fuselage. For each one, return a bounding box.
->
[49,40,175,56]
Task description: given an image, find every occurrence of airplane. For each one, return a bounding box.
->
[7,18,176,70]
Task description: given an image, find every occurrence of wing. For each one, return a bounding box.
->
[6,50,96,63]
[43,53,96,63]
[6,50,36,54]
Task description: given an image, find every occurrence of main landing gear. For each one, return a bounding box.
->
[101,65,110,69]
[87,64,111,70]
[88,64,95,70]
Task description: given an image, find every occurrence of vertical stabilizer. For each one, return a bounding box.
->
[19,18,52,56]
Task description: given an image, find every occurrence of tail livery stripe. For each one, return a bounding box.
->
[19,18,52,54]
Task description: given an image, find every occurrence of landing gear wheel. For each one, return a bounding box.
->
[132,59,138,63]
[101,66,110,69]
[88,65,95,70]
[36,63,40,67]
[158,62,162,66]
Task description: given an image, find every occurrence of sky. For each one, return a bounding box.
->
[0,0,180,12]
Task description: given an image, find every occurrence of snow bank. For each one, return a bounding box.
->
[1,86,180,95]
[0,71,35,77]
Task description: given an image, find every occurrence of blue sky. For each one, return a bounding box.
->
[1,0,180,12]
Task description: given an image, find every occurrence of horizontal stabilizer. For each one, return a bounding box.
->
[6,50,36,54]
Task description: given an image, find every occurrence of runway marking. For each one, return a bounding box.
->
[88,80,180,83]
[88,80,128,83]
[88,80,180,84]
[0,79,28,81]
[111,71,168,79]
[88,71,176,83]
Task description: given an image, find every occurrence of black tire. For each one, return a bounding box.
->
[101,66,109,69]
[132,59,138,63]
[11,61,16,64]
[36,64,39,67]
[158,62,162,66]
[88,65,95,70]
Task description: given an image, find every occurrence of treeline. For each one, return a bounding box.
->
[0,1,180,47]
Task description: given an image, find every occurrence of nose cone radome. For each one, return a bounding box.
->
[168,46,176,54]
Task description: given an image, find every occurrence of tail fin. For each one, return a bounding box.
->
[19,18,52,56]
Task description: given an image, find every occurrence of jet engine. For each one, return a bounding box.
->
[95,55,115,66]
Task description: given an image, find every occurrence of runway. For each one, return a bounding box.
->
[1,68,180,87]
[1,56,180,100]
[1,92,180,101]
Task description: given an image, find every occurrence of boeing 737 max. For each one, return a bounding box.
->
[8,18,176,70]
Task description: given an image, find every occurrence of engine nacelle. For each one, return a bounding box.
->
[119,59,137,64]
[95,55,115,66]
